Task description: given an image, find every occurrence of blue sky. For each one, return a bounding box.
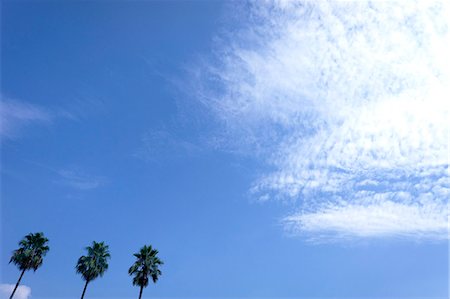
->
[1,1,449,299]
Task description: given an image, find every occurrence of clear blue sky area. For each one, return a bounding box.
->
[1,1,448,299]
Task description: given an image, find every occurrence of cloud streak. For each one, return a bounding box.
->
[0,95,102,139]
[195,0,449,241]
[57,168,107,190]
[0,97,51,138]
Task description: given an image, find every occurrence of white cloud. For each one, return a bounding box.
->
[0,97,51,138]
[57,168,107,190]
[0,95,98,139]
[284,197,449,242]
[0,284,31,299]
[196,0,449,240]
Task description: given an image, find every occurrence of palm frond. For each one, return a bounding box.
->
[10,232,50,272]
[128,245,163,288]
[75,241,111,282]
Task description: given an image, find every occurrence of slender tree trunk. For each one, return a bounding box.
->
[80,280,89,299]
[138,285,144,299]
[10,268,26,299]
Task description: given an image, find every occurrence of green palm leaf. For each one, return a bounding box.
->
[9,232,50,299]
[75,241,111,299]
[129,245,163,299]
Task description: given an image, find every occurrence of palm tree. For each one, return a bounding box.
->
[128,245,163,299]
[75,241,111,299]
[9,232,50,299]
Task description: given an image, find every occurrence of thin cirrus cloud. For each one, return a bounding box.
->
[194,1,449,241]
[0,97,52,139]
[0,284,31,299]
[0,95,101,139]
[57,168,107,191]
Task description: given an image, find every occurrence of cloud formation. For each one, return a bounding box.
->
[0,95,99,139]
[0,97,51,138]
[57,168,107,190]
[0,284,31,299]
[196,1,449,240]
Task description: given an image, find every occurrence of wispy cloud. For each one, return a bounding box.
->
[0,94,104,139]
[195,1,449,241]
[0,97,51,138]
[0,284,31,299]
[57,168,107,190]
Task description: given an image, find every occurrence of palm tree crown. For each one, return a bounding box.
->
[10,232,50,271]
[76,241,111,282]
[9,232,50,299]
[129,245,163,288]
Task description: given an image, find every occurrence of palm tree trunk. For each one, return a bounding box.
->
[80,280,89,299]
[138,285,144,299]
[9,268,26,299]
